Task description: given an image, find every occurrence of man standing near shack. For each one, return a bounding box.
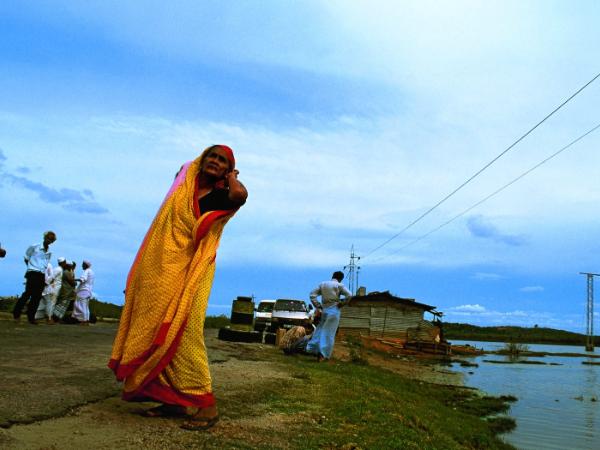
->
[13,231,57,324]
[306,270,352,361]
[73,260,95,325]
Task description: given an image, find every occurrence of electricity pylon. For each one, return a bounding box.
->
[580,272,600,352]
[344,245,361,295]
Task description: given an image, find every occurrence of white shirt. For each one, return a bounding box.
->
[24,243,52,273]
[76,268,95,298]
[50,265,63,295]
[42,264,54,295]
[310,279,352,309]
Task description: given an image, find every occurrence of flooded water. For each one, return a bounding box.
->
[451,340,600,450]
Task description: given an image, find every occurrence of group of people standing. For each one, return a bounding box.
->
[12,231,95,326]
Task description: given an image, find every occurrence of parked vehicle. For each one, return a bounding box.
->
[230,296,255,332]
[270,298,313,332]
[254,299,276,332]
[218,296,261,343]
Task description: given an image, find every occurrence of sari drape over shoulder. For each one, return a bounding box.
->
[109,155,236,408]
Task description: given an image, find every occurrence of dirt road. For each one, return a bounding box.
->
[0,316,461,449]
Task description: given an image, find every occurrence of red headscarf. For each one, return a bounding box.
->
[199,144,236,189]
[215,144,235,170]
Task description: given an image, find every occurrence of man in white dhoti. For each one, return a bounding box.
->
[72,260,94,325]
[35,257,66,323]
[306,271,352,361]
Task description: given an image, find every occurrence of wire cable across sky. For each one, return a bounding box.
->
[367,121,600,264]
[362,70,600,259]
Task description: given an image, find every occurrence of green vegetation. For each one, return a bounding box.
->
[215,354,516,450]
[499,342,530,356]
[89,298,122,319]
[445,322,599,346]
[346,335,369,365]
[487,416,518,435]
[1,296,229,328]
[204,314,230,329]
[0,296,123,319]
[0,296,17,313]
[483,359,549,365]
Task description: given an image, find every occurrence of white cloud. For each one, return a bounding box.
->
[444,307,541,326]
[449,304,487,313]
[3,110,599,277]
[471,272,504,281]
[519,286,545,293]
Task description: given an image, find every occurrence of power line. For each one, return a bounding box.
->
[368,121,600,263]
[362,70,600,259]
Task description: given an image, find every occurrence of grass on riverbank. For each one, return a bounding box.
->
[445,322,599,346]
[215,354,516,450]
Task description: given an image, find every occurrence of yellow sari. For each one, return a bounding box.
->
[109,153,237,407]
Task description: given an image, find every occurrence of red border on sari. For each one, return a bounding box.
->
[110,159,240,408]
[108,322,174,379]
[122,380,216,408]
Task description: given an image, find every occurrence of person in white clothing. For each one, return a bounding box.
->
[306,271,352,361]
[35,263,54,322]
[72,260,94,325]
[36,257,66,323]
[13,231,57,324]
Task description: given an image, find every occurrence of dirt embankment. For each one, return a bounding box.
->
[0,317,461,449]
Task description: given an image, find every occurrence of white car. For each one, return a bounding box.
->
[254,299,276,332]
[270,299,313,331]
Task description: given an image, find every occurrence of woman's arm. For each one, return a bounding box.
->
[226,170,248,205]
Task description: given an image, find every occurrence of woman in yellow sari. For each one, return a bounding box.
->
[109,145,247,430]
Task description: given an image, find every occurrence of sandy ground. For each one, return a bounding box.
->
[0,315,461,449]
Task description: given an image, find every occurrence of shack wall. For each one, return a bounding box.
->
[340,304,427,339]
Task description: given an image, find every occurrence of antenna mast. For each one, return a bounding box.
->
[344,245,361,295]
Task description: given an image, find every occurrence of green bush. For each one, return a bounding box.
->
[345,335,369,365]
[0,296,18,312]
[501,342,530,355]
[204,314,230,329]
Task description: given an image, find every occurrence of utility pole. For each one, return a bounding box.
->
[580,272,600,352]
[344,245,361,295]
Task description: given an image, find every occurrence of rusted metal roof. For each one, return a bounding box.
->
[348,290,436,311]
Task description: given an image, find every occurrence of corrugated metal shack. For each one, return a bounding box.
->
[339,291,441,344]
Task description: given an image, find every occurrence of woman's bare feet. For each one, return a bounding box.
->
[180,405,219,431]
[144,404,188,417]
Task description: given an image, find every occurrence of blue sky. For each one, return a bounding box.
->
[1,1,599,332]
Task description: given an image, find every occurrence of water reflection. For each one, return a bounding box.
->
[451,341,600,450]
[583,363,597,442]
